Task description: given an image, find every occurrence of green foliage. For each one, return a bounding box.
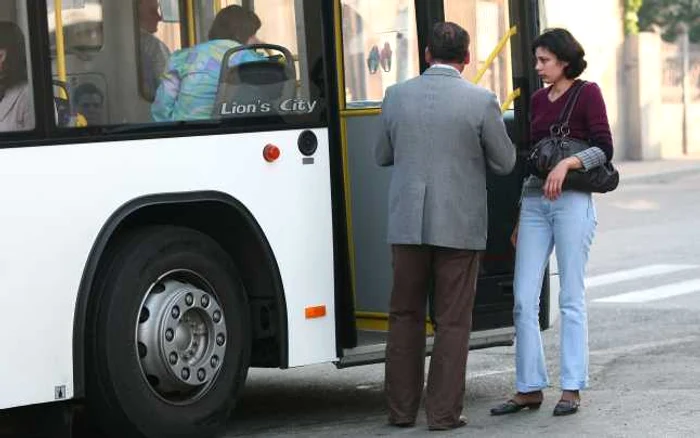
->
[625,0,645,35]
[638,0,700,43]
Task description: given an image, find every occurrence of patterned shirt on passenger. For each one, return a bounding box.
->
[151,39,264,122]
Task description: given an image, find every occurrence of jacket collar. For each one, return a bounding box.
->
[423,65,463,78]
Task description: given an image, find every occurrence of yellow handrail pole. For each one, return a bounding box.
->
[473,25,517,85]
[54,0,67,98]
[186,0,196,46]
[501,88,521,113]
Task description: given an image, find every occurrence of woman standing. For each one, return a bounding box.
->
[0,21,34,132]
[491,28,613,417]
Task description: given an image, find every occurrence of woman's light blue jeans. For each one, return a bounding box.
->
[514,190,597,392]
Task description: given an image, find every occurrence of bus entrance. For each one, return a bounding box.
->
[333,0,544,366]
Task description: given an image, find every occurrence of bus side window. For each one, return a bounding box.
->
[41,0,325,128]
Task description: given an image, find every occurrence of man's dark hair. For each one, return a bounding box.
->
[428,22,470,63]
[208,5,262,43]
[74,82,104,104]
[532,28,587,79]
[0,21,28,88]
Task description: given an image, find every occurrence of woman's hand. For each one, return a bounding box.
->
[510,221,519,248]
[544,157,581,200]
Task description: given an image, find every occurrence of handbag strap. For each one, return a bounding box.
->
[551,80,588,137]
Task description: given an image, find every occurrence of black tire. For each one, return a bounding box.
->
[86,226,250,438]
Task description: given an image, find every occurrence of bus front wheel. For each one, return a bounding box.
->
[87,226,251,438]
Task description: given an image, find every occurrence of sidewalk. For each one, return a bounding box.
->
[616,155,700,183]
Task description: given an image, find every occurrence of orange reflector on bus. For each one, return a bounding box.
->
[305,305,327,319]
[263,144,281,162]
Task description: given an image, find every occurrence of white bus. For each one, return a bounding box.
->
[0,0,549,437]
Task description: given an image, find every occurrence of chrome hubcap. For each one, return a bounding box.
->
[136,272,227,404]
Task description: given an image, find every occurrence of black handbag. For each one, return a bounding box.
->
[527,81,619,193]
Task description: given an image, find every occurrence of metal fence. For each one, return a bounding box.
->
[661,40,700,103]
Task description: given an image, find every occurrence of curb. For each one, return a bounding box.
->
[620,163,700,184]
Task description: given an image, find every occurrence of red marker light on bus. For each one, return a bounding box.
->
[263,144,281,162]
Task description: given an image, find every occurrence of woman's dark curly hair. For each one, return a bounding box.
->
[532,28,587,79]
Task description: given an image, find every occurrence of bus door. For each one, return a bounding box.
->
[335,0,540,366]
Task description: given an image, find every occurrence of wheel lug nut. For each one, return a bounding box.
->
[213,310,222,323]
[169,352,178,365]
[171,306,180,319]
[201,295,210,308]
[185,293,194,306]
[165,329,174,342]
[197,368,206,382]
[181,367,190,380]
[211,356,219,368]
[216,333,225,346]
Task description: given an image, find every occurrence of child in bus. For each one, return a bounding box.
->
[151,5,265,122]
[74,82,106,126]
[0,21,34,132]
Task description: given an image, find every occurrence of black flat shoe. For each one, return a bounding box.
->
[490,399,542,416]
[428,416,467,431]
[553,399,580,416]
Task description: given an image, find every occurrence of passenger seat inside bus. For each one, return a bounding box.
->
[213,44,297,118]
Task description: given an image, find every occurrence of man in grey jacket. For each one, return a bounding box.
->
[376,22,516,430]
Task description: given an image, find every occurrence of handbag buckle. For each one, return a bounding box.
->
[550,123,571,138]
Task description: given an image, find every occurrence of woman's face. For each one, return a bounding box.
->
[534,47,568,84]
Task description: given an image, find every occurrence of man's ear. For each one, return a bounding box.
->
[425,47,433,65]
[0,49,7,66]
[464,50,471,66]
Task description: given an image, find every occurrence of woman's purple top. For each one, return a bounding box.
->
[530,80,613,161]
